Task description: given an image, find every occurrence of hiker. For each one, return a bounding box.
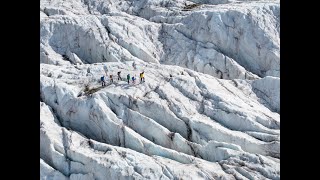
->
[181,71,184,75]
[103,65,108,74]
[132,61,137,70]
[117,71,122,81]
[127,74,130,84]
[169,74,173,81]
[101,75,106,87]
[109,74,113,83]
[132,76,136,84]
[140,71,145,82]
[139,73,143,82]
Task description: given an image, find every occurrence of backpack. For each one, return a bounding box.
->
[101,76,104,81]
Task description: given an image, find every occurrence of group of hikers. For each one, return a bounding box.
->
[99,61,184,87]
[100,62,144,86]
[100,62,145,87]
[126,72,145,84]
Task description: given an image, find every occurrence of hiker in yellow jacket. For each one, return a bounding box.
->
[140,71,145,83]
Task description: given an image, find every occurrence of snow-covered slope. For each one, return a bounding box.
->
[40,0,280,179]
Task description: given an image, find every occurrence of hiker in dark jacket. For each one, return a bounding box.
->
[117,71,122,81]
[127,74,130,84]
[109,74,113,83]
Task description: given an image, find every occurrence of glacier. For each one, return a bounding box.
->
[40,0,280,179]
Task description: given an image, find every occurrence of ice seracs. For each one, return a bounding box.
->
[40,0,280,179]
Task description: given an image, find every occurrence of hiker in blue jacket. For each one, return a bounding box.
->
[101,75,106,86]
[132,76,136,84]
